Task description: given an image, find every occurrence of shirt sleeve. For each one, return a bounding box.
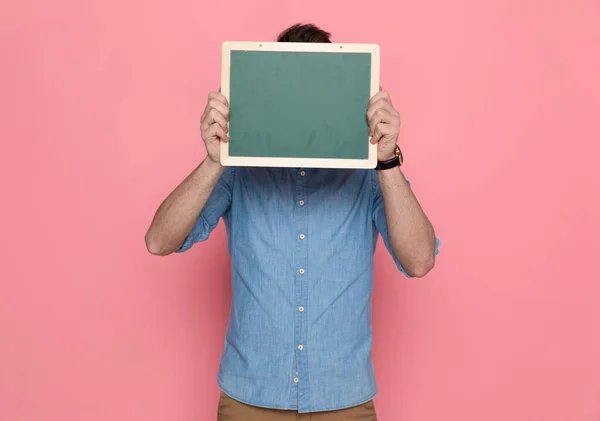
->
[371,170,441,278]
[176,166,235,253]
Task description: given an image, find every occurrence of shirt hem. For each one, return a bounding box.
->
[217,376,298,411]
[299,388,378,413]
[217,375,378,413]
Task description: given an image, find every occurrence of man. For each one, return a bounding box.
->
[145,23,440,421]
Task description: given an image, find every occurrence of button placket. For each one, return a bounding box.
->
[293,168,310,405]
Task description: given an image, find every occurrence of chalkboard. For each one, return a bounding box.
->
[220,42,380,168]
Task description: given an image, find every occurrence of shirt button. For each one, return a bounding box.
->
[299,268,305,274]
[298,200,305,206]
[298,306,304,312]
[294,377,299,383]
[299,234,305,240]
[298,344,304,350]
[300,171,306,177]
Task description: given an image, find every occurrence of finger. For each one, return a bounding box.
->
[368,89,392,107]
[209,99,230,119]
[366,99,395,123]
[208,91,229,107]
[367,100,399,123]
[201,99,230,125]
[370,123,395,144]
[202,122,219,141]
[368,109,395,136]
[204,122,229,143]
[215,124,229,143]
[201,108,228,133]
[367,96,395,113]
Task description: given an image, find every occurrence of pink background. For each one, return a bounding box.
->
[1,0,600,420]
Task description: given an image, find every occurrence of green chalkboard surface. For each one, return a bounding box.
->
[220,42,380,168]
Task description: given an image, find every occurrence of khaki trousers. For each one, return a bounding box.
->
[217,391,377,421]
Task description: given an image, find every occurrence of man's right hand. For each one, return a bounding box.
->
[200,91,230,163]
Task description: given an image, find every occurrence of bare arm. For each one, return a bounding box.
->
[145,91,230,256]
[378,168,436,277]
[145,158,224,256]
[368,88,437,277]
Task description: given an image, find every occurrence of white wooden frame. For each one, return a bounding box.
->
[220,41,380,169]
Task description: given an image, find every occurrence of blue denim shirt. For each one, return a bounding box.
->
[178,166,440,412]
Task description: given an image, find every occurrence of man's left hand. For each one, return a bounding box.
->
[367,88,400,161]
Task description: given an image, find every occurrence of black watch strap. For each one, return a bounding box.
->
[375,146,403,171]
[375,156,400,170]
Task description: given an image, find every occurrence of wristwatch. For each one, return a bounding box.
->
[375,145,403,170]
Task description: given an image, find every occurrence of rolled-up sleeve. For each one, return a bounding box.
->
[371,171,440,277]
[177,166,235,253]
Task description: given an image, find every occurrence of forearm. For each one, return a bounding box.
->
[145,158,224,256]
[378,168,436,277]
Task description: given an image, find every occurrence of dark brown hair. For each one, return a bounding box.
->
[277,23,331,43]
